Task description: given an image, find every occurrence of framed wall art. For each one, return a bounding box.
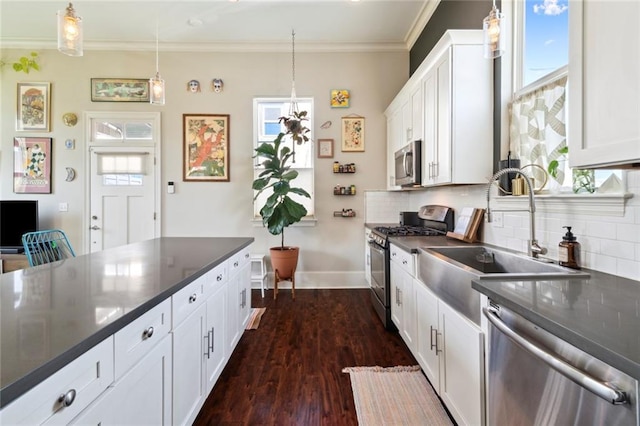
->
[330,89,350,108]
[183,114,230,182]
[318,139,334,158]
[13,137,52,194]
[91,78,150,102]
[17,82,51,131]
[341,116,365,152]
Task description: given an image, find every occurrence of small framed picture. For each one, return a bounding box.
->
[17,82,51,131]
[341,116,365,152]
[183,114,230,182]
[13,137,52,194]
[91,78,150,102]
[331,89,350,108]
[318,139,334,158]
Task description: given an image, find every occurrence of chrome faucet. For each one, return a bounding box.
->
[486,167,547,258]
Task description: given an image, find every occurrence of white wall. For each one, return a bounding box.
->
[365,171,640,281]
[1,48,409,287]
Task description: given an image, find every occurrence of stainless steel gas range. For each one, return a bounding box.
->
[368,205,454,331]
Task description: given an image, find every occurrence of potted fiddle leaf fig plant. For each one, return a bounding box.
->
[252,110,311,297]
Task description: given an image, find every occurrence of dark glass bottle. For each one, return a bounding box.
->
[558,226,581,269]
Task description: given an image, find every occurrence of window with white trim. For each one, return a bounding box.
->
[511,0,621,193]
[253,97,314,218]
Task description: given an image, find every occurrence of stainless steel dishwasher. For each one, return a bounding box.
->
[483,301,638,425]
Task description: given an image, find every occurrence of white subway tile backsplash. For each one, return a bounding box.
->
[617,259,640,281]
[600,239,636,261]
[616,223,640,243]
[586,221,617,239]
[591,253,618,276]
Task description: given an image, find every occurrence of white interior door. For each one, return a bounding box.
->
[86,112,161,253]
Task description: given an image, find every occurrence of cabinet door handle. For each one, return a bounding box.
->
[142,326,154,339]
[234,261,239,267]
[430,326,437,351]
[58,389,77,407]
[217,275,223,282]
[203,333,210,359]
[435,330,443,354]
[189,293,197,303]
[209,327,215,353]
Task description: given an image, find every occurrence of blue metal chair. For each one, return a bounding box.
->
[22,229,76,266]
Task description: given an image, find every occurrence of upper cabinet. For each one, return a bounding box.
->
[385,30,493,190]
[568,1,640,168]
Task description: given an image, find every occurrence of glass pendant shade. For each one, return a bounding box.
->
[483,4,504,59]
[150,73,165,105]
[57,2,83,56]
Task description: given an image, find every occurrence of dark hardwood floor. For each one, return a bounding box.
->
[193,288,417,425]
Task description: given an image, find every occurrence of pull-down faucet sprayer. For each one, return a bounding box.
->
[486,167,547,258]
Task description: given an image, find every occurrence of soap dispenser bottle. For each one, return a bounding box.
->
[558,226,581,269]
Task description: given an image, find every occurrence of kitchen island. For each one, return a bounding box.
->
[0,236,253,424]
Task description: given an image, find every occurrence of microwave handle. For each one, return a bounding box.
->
[404,152,413,176]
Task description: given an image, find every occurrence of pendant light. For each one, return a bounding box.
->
[483,0,505,59]
[57,2,83,56]
[150,20,165,105]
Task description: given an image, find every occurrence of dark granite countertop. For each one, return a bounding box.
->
[472,272,640,380]
[0,237,253,408]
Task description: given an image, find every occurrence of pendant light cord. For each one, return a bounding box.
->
[155,20,159,74]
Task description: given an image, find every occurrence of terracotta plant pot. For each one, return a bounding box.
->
[270,246,299,299]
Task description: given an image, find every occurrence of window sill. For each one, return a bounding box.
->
[493,192,633,217]
[251,217,317,227]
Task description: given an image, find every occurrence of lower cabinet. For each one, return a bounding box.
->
[70,336,172,425]
[205,286,227,393]
[413,279,485,426]
[390,244,417,351]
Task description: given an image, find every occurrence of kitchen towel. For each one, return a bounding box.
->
[342,365,453,425]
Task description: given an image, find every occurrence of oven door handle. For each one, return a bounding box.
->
[483,307,628,405]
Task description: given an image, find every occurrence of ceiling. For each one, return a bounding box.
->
[0,0,439,52]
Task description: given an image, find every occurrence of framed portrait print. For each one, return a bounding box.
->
[17,82,51,131]
[330,89,350,108]
[341,116,365,152]
[14,137,52,194]
[183,114,230,182]
[91,78,150,102]
[318,139,334,158]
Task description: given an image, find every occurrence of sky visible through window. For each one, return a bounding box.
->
[524,0,569,87]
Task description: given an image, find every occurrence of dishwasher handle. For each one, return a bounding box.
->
[483,306,628,405]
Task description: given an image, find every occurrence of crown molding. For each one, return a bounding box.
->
[406,0,440,49]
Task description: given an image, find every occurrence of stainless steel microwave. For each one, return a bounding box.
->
[394,140,421,187]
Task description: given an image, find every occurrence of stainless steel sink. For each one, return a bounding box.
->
[417,245,590,326]
[423,246,590,280]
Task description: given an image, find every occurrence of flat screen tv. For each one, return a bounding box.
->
[0,200,39,254]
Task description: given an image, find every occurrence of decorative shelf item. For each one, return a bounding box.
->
[332,162,356,173]
[333,185,356,195]
[334,209,356,217]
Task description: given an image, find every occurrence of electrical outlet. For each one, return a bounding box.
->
[59,202,68,212]
[491,212,504,228]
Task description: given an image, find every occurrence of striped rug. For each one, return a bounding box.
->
[342,365,453,426]
[245,307,266,330]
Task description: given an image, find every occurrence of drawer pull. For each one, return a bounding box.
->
[142,326,154,339]
[402,260,408,265]
[234,261,239,267]
[58,389,77,407]
[217,275,223,281]
[245,253,250,259]
[189,293,197,303]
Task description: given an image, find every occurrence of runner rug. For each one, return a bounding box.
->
[342,365,453,426]
[245,307,266,330]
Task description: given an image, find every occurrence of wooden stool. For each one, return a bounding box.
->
[274,269,295,300]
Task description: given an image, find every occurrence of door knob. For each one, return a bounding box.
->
[90,225,101,230]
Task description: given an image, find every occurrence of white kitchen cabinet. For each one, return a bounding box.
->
[568,1,640,168]
[413,279,485,426]
[389,244,416,351]
[0,337,114,426]
[70,335,172,426]
[386,108,403,190]
[205,285,227,393]
[423,41,493,186]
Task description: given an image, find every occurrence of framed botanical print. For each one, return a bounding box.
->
[341,116,365,152]
[318,139,334,158]
[17,82,51,131]
[14,137,52,193]
[183,114,230,182]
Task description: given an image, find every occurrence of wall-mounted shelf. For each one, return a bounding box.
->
[334,210,356,217]
[333,185,356,195]
[333,162,356,173]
